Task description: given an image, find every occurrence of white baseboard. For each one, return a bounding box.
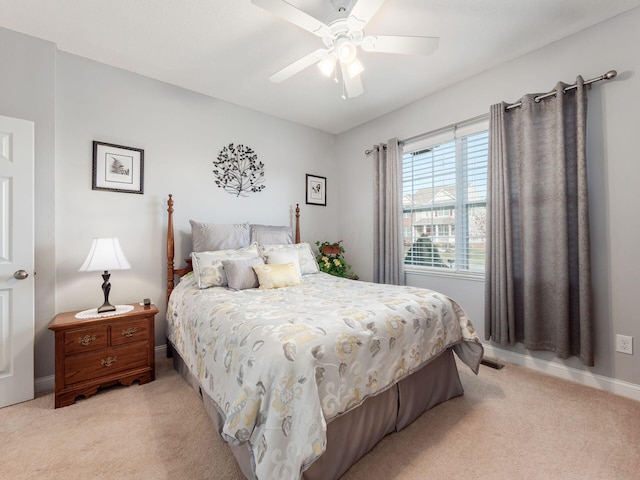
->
[35,344,170,396]
[35,375,55,395]
[482,344,640,402]
[155,343,167,359]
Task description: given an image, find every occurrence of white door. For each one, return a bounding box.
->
[0,114,34,408]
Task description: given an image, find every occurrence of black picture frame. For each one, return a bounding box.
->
[92,141,144,194]
[306,174,326,206]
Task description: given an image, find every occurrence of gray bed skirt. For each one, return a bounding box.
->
[168,342,464,480]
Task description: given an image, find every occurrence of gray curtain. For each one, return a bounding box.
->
[372,138,405,285]
[485,76,593,366]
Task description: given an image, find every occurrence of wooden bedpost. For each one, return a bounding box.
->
[166,195,195,307]
[295,203,300,244]
[167,194,175,305]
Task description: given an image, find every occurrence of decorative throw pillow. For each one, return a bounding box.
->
[222,257,264,290]
[264,250,302,278]
[250,224,293,245]
[191,244,259,289]
[190,220,250,252]
[253,263,302,289]
[260,243,319,275]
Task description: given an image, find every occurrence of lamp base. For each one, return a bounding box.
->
[98,270,115,313]
[97,302,116,313]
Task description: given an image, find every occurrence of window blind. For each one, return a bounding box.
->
[403,124,488,274]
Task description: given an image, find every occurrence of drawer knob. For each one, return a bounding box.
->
[101,356,117,367]
[122,327,138,338]
[78,334,96,346]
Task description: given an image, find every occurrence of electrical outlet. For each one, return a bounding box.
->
[616,335,633,355]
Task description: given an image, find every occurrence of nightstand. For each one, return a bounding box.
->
[49,303,158,408]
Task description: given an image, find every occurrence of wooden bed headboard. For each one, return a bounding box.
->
[166,194,301,304]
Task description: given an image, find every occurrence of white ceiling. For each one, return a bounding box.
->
[1,0,639,134]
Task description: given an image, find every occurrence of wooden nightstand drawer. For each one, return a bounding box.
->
[111,319,150,346]
[64,325,109,354]
[64,342,149,385]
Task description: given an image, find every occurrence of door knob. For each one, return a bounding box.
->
[13,270,29,280]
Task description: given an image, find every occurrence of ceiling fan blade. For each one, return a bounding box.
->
[347,0,385,31]
[269,49,328,83]
[252,0,331,37]
[340,62,364,98]
[361,35,439,55]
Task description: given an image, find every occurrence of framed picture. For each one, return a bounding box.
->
[92,141,144,194]
[306,174,326,206]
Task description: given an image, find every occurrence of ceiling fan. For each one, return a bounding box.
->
[251,0,439,98]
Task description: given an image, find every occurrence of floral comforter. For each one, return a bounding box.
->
[167,272,482,480]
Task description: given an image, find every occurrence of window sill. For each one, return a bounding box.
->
[404,266,485,282]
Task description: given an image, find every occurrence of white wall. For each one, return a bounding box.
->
[336,7,640,387]
[54,53,338,366]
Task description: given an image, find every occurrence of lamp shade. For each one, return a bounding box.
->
[336,38,357,64]
[317,54,337,77]
[78,238,131,272]
[346,58,364,79]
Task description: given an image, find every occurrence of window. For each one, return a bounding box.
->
[403,119,488,274]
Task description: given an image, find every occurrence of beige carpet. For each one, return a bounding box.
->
[1,357,639,480]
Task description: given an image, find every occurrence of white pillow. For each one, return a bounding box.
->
[260,243,319,275]
[191,244,260,289]
[264,250,302,278]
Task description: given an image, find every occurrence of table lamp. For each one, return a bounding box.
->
[78,238,131,313]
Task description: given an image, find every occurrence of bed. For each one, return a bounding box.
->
[164,195,484,480]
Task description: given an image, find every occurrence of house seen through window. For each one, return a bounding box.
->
[402,118,488,274]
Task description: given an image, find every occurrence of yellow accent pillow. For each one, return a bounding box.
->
[253,262,302,289]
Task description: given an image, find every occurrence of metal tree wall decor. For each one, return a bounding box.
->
[213,143,266,197]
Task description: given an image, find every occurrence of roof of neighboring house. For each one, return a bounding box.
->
[403,186,456,208]
[412,217,454,226]
[403,184,485,209]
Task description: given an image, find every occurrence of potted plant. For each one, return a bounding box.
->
[315,241,359,280]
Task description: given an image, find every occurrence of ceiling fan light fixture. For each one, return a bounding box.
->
[346,58,364,79]
[317,55,337,77]
[336,38,357,64]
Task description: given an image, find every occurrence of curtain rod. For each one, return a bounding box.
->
[364,112,489,155]
[505,69,617,111]
[365,69,617,155]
